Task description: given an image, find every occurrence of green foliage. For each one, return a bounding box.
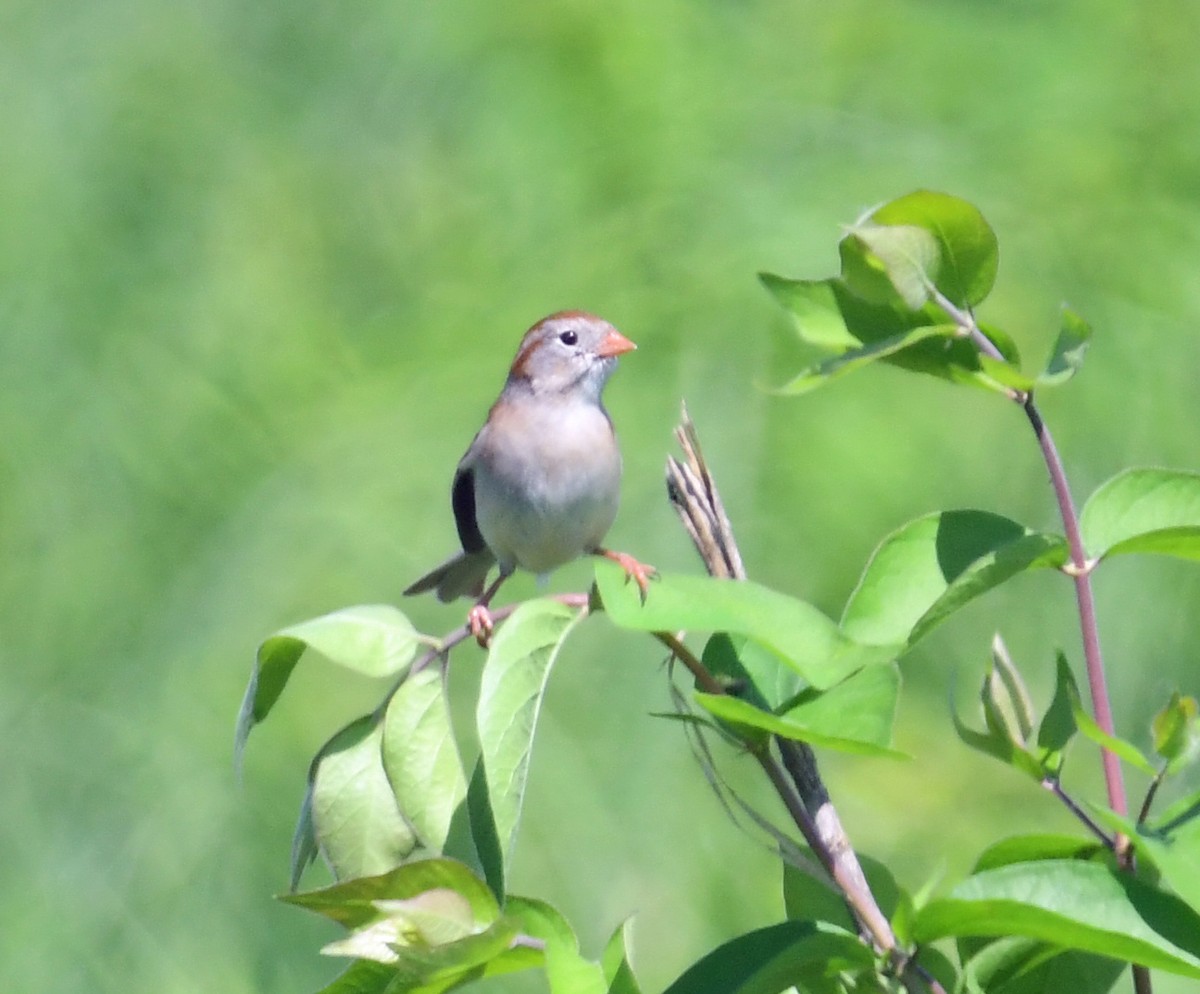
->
[231,190,1200,994]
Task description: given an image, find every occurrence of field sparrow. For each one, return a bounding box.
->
[404,311,654,644]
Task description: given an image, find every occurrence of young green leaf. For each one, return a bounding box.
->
[1080,468,1200,561]
[1152,691,1200,768]
[1066,679,1157,776]
[757,274,863,351]
[982,636,1035,746]
[236,605,433,766]
[1039,307,1093,387]
[660,920,873,994]
[869,190,1000,307]
[506,896,608,994]
[382,667,468,856]
[281,857,500,930]
[1035,653,1078,774]
[772,324,956,395]
[840,221,942,308]
[841,510,1068,649]
[477,598,584,875]
[310,715,419,882]
[291,775,319,891]
[595,561,894,689]
[914,860,1200,978]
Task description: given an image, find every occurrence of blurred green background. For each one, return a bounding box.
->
[4,1,1199,992]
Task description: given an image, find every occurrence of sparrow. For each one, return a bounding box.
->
[404,311,654,644]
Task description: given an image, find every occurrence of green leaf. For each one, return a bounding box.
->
[382,668,468,855]
[982,635,1035,746]
[477,598,583,875]
[281,857,500,931]
[778,662,903,754]
[758,274,863,351]
[841,510,1068,649]
[869,190,1000,307]
[236,605,432,766]
[695,691,906,758]
[1152,691,1200,766]
[701,633,799,712]
[661,920,873,994]
[972,833,1107,873]
[914,859,1200,978]
[772,324,956,395]
[322,889,479,962]
[840,221,942,308]
[1067,679,1157,776]
[602,920,643,994]
[310,715,419,881]
[506,897,607,994]
[950,667,1044,781]
[1080,468,1200,561]
[312,959,399,994]
[464,759,504,900]
[595,562,893,690]
[759,272,1019,394]
[291,775,319,891]
[1035,653,1078,773]
[1091,804,1200,915]
[1039,307,1093,387]
[783,852,904,932]
[961,936,1124,994]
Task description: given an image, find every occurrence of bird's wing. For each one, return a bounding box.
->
[451,444,486,554]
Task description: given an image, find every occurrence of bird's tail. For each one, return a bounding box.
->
[403,550,495,603]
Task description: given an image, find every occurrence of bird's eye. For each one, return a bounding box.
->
[558,330,578,346]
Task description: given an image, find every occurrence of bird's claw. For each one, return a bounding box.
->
[468,603,495,648]
[604,550,657,604]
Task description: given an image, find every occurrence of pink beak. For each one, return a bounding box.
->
[597,329,637,357]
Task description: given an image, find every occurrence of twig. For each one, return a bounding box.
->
[1041,778,1115,848]
[930,286,1145,993]
[665,407,948,993]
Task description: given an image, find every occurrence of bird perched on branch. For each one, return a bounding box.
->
[404,311,654,644]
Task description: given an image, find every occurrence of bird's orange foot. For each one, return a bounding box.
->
[468,603,495,647]
[599,549,657,603]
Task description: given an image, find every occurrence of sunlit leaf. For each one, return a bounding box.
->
[312,959,398,994]
[281,858,499,930]
[310,715,419,881]
[840,221,941,308]
[1080,468,1200,561]
[506,897,607,994]
[477,599,584,875]
[772,324,955,395]
[701,633,799,712]
[841,510,1067,649]
[596,561,893,689]
[1039,308,1093,387]
[914,859,1200,978]
[870,190,1000,307]
[382,667,468,855]
[757,274,863,351]
[236,605,432,766]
